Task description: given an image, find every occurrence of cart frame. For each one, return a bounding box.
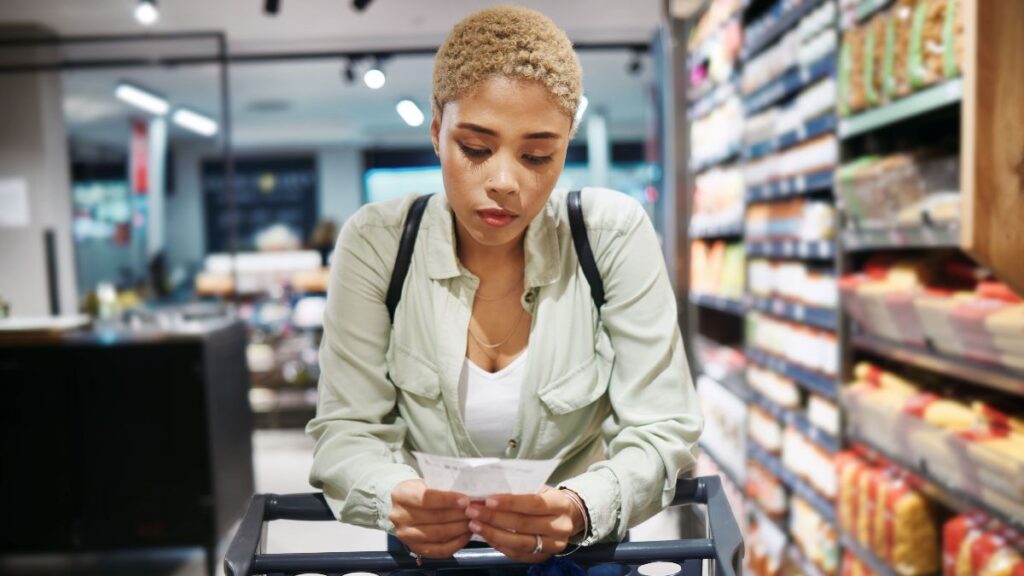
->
[224,475,743,576]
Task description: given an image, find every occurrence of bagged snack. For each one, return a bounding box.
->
[909,0,948,89]
[865,14,888,107]
[890,0,918,97]
[945,514,984,576]
[884,477,942,575]
[848,26,868,112]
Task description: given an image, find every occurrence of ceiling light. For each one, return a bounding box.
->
[575,95,589,124]
[353,0,373,12]
[115,82,169,115]
[364,67,386,90]
[134,0,159,26]
[173,108,219,137]
[396,99,424,127]
[264,0,280,15]
[342,59,356,84]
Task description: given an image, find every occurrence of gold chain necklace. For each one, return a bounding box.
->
[468,307,526,350]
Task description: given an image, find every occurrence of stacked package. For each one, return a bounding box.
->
[748,312,839,375]
[841,551,877,576]
[782,425,837,499]
[841,256,1024,371]
[748,259,838,308]
[687,0,743,98]
[691,96,744,167]
[747,363,801,411]
[843,362,1024,522]
[745,197,836,241]
[747,459,788,518]
[744,134,839,187]
[791,496,840,574]
[944,514,1024,576]
[837,450,941,575]
[743,0,837,95]
[691,167,745,232]
[839,0,963,115]
[691,240,746,300]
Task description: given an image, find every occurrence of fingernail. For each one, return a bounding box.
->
[469,521,481,532]
[466,507,479,519]
[485,498,498,508]
[457,497,469,508]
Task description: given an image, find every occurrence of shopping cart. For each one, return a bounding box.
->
[224,476,743,576]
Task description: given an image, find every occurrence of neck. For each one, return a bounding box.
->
[454,219,526,277]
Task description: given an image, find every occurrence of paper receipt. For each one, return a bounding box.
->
[412,452,561,500]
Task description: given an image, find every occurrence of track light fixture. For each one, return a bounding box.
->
[264,0,280,15]
[134,0,159,26]
[353,0,373,11]
[342,59,356,84]
[627,50,644,76]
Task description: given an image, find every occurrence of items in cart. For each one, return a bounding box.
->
[944,513,1024,576]
[748,259,838,308]
[691,96,744,167]
[843,362,1024,518]
[746,197,837,241]
[837,450,942,575]
[744,135,838,187]
[790,496,840,574]
[836,151,960,230]
[838,0,963,114]
[747,312,839,375]
[692,167,745,232]
[691,240,746,300]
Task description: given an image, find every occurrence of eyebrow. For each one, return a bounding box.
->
[456,122,561,140]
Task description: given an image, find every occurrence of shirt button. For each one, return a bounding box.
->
[524,292,535,304]
[507,438,518,449]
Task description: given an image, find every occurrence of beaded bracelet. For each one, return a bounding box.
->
[556,488,591,557]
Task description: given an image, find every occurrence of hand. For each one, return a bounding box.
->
[465,487,584,564]
[389,479,473,559]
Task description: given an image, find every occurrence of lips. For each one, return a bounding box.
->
[477,208,518,228]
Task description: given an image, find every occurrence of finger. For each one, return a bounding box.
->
[418,488,471,509]
[492,544,553,565]
[401,507,473,526]
[469,520,538,553]
[485,491,567,515]
[395,520,471,544]
[466,506,572,537]
[410,532,473,559]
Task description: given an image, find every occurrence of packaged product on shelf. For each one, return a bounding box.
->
[808,394,841,436]
[908,0,960,90]
[748,312,838,375]
[782,426,837,498]
[790,496,840,574]
[843,25,868,112]
[946,515,1024,576]
[690,239,746,300]
[747,459,788,518]
[691,96,743,167]
[697,375,749,478]
[747,364,801,410]
[842,551,877,576]
[748,259,838,308]
[881,474,942,575]
[837,451,867,536]
[692,167,745,231]
[748,516,787,576]
[890,0,918,97]
[750,405,784,453]
[864,13,888,107]
[836,151,959,229]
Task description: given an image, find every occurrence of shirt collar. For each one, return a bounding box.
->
[425,193,563,288]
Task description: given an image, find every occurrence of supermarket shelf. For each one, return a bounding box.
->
[746,347,839,400]
[749,295,838,331]
[841,222,961,251]
[742,0,828,61]
[699,440,746,488]
[746,169,834,202]
[848,435,1024,532]
[838,78,963,138]
[744,114,837,159]
[787,544,827,576]
[690,220,745,239]
[839,533,898,576]
[745,53,836,115]
[702,368,750,403]
[746,498,787,535]
[690,147,742,173]
[687,16,741,70]
[748,443,836,524]
[851,333,1024,397]
[749,390,841,454]
[689,74,740,120]
[691,293,747,316]
[745,239,836,260]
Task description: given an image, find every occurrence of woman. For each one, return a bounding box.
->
[307,5,702,565]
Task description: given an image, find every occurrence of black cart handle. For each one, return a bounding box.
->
[224,475,743,576]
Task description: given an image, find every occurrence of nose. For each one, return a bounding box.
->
[486,152,519,196]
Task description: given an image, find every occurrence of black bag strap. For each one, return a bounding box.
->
[568,189,606,313]
[386,190,605,324]
[385,193,434,323]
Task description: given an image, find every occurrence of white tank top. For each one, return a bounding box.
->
[457,351,527,457]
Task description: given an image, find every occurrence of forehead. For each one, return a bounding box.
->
[444,76,571,133]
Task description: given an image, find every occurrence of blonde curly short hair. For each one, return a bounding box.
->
[432,5,583,126]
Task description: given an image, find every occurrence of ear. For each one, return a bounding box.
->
[430,115,442,157]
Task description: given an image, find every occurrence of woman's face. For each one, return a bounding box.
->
[431,75,573,251]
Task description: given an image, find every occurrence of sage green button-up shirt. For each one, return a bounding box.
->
[307,188,702,545]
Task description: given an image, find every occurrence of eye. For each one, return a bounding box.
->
[458,143,490,159]
[523,154,553,166]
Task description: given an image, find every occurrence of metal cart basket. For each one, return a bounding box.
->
[224,476,743,576]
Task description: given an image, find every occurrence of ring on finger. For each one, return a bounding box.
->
[532,534,543,555]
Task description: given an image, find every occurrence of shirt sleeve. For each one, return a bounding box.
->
[306,209,421,532]
[558,198,703,544]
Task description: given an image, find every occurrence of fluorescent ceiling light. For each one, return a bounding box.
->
[173,108,219,136]
[115,83,169,115]
[135,0,159,26]
[575,95,589,124]
[396,99,424,127]
[364,68,386,90]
